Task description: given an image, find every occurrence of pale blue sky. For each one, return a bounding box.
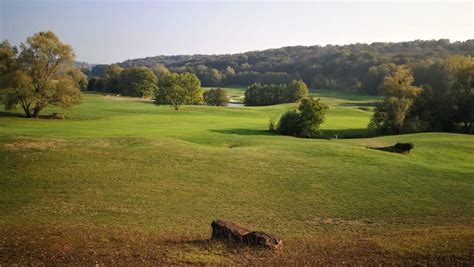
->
[0,0,472,64]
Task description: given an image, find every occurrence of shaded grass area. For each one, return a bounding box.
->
[0,90,473,264]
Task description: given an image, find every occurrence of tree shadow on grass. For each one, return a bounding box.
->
[0,111,26,118]
[368,146,410,155]
[0,111,66,120]
[209,128,274,136]
[210,128,374,139]
[368,143,413,155]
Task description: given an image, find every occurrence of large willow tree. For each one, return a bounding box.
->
[0,31,82,118]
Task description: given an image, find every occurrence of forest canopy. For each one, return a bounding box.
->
[88,39,474,94]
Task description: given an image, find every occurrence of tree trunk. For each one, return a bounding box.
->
[31,104,42,118]
[20,100,32,118]
[464,122,473,134]
[22,106,32,118]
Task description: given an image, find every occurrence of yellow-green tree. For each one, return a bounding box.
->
[154,72,203,110]
[151,63,170,80]
[203,88,229,106]
[285,79,309,102]
[0,32,82,118]
[118,67,158,98]
[276,97,328,138]
[369,66,422,134]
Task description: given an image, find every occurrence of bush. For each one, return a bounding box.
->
[394,143,414,153]
[276,97,328,138]
[204,88,229,106]
[277,110,301,136]
[298,97,328,138]
[155,72,203,110]
[268,117,277,132]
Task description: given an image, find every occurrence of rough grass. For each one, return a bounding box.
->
[0,90,473,264]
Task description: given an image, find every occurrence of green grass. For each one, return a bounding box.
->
[0,89,473,263]
[0,90,375,141]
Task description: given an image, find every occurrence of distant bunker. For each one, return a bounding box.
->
[211,219,282,250]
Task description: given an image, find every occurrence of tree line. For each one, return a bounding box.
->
[85,39,474,94]
[0,32,231,117]
[87,64,231,110]
[1,32,472,134]
[87,65,158,98]
[270,55,473,139]
[370,55,473,134]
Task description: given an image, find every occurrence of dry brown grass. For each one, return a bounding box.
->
[2,138,65,151]
[104,95,152,102]
[306,217,376,226]
[0,224,472,265]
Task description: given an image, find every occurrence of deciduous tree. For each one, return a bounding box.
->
[285,80,308,102]
[154,72,203,110]
[276,97,328,138]
[118,67,158,97]
[297,97,328,137]
[369,66,422,134]
[203,88,229,106]
[244,80,308,106]
[0,32,82,118]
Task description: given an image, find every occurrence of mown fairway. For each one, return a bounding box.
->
[0,90,473,264]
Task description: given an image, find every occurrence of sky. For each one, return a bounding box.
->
[0,0,472,64]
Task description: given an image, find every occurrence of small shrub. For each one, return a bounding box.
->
[268,117,277,132]
[275,97,328,138]
[204,88,229,106]
[277,110,301,136]
[394,143,414,153]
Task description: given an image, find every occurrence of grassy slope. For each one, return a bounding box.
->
[0,90,473,264]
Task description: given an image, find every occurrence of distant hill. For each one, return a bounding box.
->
[90,39,474,92]
[75,61,95,70]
